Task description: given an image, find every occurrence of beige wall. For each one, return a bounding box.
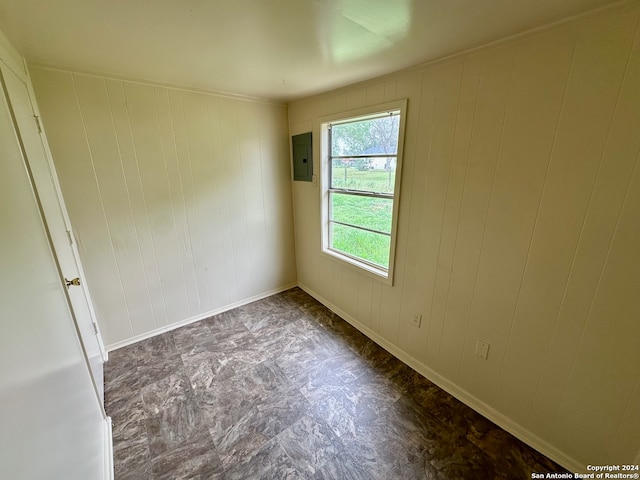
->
[30,68,297,348]
[289,3,640,469]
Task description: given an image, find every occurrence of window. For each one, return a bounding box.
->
[320,100,406,284]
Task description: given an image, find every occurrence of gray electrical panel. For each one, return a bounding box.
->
[292,132,312,182]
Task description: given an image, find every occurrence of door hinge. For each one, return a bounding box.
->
[66,230,73,245]
[92,322,99,335]
[34,115,43,133]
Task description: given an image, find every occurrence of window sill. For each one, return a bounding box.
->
[321,248,394,286]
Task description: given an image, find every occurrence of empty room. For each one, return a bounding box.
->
[1,0,639,478]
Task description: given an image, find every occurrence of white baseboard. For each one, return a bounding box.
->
[297,282,582,473]
[106,283,298,351]
[104,416,113,480]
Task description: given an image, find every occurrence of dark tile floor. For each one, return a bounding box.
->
[105,287,568,479]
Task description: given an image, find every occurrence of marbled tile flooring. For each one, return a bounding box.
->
[105,287,568,479]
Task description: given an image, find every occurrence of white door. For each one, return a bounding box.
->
[0,59,109,480]
[0,64,107,400]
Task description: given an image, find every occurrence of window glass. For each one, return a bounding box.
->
[330,193,392,234]
[330,158,396,194]
[330,113,400,195]
[321,100,406,283]
[330,223,391,269]
[330,115,399,156]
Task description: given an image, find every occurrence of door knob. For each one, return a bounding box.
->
[65,277,81,287]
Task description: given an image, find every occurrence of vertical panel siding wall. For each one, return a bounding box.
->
[289,4,640,469]
[30,68,296,348]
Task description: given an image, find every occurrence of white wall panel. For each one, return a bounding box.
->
[413,61,464,369]
[458,24,576,404]
[154,87,201,316]
[29,70,132,343]
[426,57,481,373]
[289,3,640,469]
[552,153,640,461]
[30,69,296,347]
[256,102,297,289]
[76,77,160,337]
[437,44,516,384]
[529,10,640,441]
[356,275,373,329]
[166,88,213,313]
[494,8,638,425]
[123,82,183,327]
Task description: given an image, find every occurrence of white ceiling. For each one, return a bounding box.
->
[0,0,622,102]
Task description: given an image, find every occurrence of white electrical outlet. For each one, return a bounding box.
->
[475,340,490,360]
[411,313,422,328]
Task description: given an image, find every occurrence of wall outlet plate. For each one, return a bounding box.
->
[411,313,422,328]
[475,340,490,360]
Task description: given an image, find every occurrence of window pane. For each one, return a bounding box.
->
[331,114,400,157]
[322,101,405,281]
[330,223,391,269]
[330,158,396,194]
[331,192,392,234]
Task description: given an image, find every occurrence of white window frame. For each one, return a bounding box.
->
[319,99,407,286]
